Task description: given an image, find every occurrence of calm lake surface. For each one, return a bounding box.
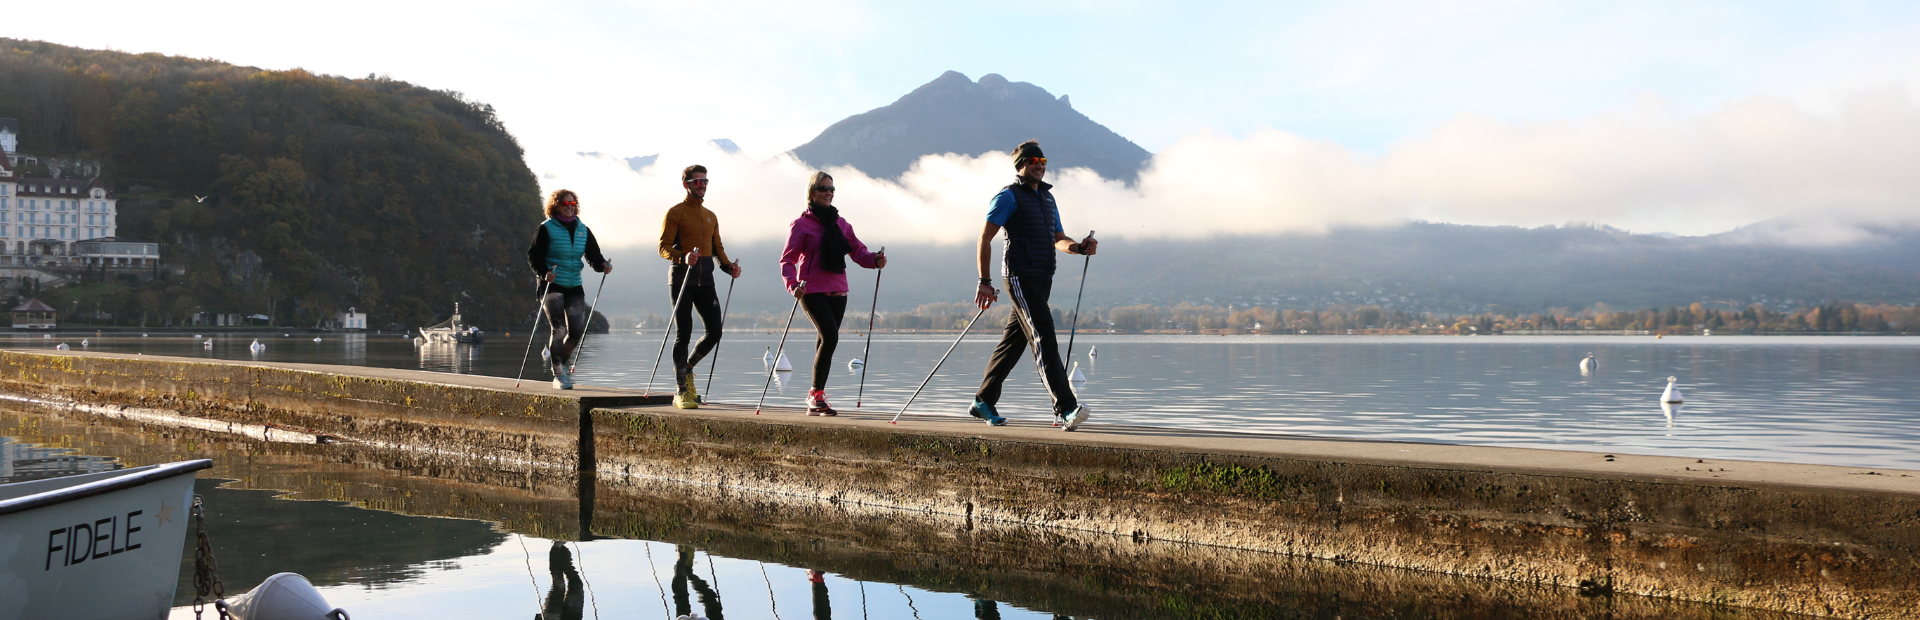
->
[15,331,1920,470]
[1,407,1797,620]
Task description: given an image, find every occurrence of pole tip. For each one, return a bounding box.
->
[754,409,762,415]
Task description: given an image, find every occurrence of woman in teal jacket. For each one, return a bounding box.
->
[525,189,611,389]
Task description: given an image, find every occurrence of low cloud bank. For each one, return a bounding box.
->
[543,88,1920,250]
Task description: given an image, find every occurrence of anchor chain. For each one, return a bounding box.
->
[190,494,232,620]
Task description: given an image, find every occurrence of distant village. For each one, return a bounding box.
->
[0,118,365,331]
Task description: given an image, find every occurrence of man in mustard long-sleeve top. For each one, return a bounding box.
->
[660,164,742,408]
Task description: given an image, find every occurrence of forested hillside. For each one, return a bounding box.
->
[0,39,539,328]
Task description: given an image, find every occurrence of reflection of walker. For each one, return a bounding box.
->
[420,303,486,344]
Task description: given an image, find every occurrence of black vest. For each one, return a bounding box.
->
[999,181,1059,277]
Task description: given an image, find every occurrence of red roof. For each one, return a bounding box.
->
[11,298,55,312]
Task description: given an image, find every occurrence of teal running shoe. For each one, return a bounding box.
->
[968,400,1007,426]
[1061,404,1090,431]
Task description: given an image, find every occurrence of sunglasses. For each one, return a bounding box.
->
[560,200,578,206]
[1025,157,1047,166]
[687,179,710,186]
[812,186,836,193]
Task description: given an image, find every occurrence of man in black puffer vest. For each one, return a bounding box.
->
[969,140,1099,430]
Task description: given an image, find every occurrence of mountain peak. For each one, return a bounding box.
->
[791,72,1150,182]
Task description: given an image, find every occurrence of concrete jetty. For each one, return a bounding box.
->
[3,350,1916,618]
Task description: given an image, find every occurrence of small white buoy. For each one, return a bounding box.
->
[54,343,70,350]
[81,339,89,347]
[42,334,50,339]
[142,333,150,337]
[217,572,347,620]
[1068,361,1087,383]
[1661,376,1684,404]
[763,347,775,366]
[1578,353,1596,373]
[313,337,323,343]
[774,351,793,371]
[204,339,214,350]
[1088,345,1098,361]
[282,333,290,338]
[848,358,864,371]
[250,339,266,354]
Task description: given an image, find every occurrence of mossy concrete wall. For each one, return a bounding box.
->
[5,350,1917,618]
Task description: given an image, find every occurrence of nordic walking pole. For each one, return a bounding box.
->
[568,264,611,374]
[754,280,804,415]
[856,247,884,408]
[513,278,554,388]
[1065,230,1094,361]
[702,272,736,397]
[889,304,991,424]
[644,256,697,395]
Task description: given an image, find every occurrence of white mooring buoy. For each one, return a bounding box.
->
[774,351,793,372]
[848,358,864,371]
[1661,376,1684,404]
[1578,353,1596,372]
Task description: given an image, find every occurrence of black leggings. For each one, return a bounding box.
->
[801,293,848,391]
[670,263,724,371]
[542,285,587,371]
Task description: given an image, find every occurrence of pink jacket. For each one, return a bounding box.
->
[780,209,880,295]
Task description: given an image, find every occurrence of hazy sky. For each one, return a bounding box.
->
[8,1,1920,240]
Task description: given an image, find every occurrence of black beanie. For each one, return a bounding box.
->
[1012,140,1044,170]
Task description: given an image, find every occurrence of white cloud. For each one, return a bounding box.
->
[554,88,1920,248]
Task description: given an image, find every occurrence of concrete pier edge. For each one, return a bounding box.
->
[3,350,1916,618]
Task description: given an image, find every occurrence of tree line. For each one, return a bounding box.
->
[618,301,1920,336]
[0,38,539,329]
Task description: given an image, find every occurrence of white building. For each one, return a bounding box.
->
[335,307,368,330]
[0,118,125,268]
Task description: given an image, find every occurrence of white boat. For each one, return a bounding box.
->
[420,303,485,344]
[1,459,213,620]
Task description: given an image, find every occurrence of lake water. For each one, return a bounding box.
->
[16,331,1920,470]
[1,408,1798,620]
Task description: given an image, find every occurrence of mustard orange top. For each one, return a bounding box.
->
[658,196,732,265]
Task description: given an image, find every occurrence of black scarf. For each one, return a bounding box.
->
[809,203,849,273]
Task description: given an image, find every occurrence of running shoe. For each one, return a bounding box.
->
[968,400,1007,426]
[680,370,701,405]
[554,365,575,390]
[807,390,838,416]
[1061,404,1090,431]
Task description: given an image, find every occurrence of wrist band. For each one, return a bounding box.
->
[978,277,991,284]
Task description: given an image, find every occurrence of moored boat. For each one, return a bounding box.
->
[419,303,485,344]
[1,459,213,620]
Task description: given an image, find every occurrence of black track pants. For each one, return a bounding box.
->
[670,262,724,371]
[975,274,1077,414]
[801,293,849,391]
[543,285,588,372]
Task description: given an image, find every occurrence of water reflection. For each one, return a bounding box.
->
[0,406,1800,620]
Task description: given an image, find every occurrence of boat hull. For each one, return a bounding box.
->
[1,459,213,620]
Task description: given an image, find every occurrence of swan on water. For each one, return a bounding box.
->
[203,339,214,350]
[1661,376,1684,404]
[194,334,203,339]
[250,339,266,354]
[763,347,775,366]
[80,339,89,347]
[774,351,793,372]
[848,358,864,371]
[1088,345,1098,361]
[1578,353,1596,372]
[313,337,323,342]
[54,343,69,350]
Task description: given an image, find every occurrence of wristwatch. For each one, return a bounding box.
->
[978,277,991,285]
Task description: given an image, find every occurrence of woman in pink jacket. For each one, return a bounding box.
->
[781,172,886,415]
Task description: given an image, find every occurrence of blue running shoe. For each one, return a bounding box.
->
[1061,404,1090,431]
[968,400,1007,426]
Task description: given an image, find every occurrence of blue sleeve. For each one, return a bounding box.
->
[1050,200,1064,234]
[986,189,1017,226]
